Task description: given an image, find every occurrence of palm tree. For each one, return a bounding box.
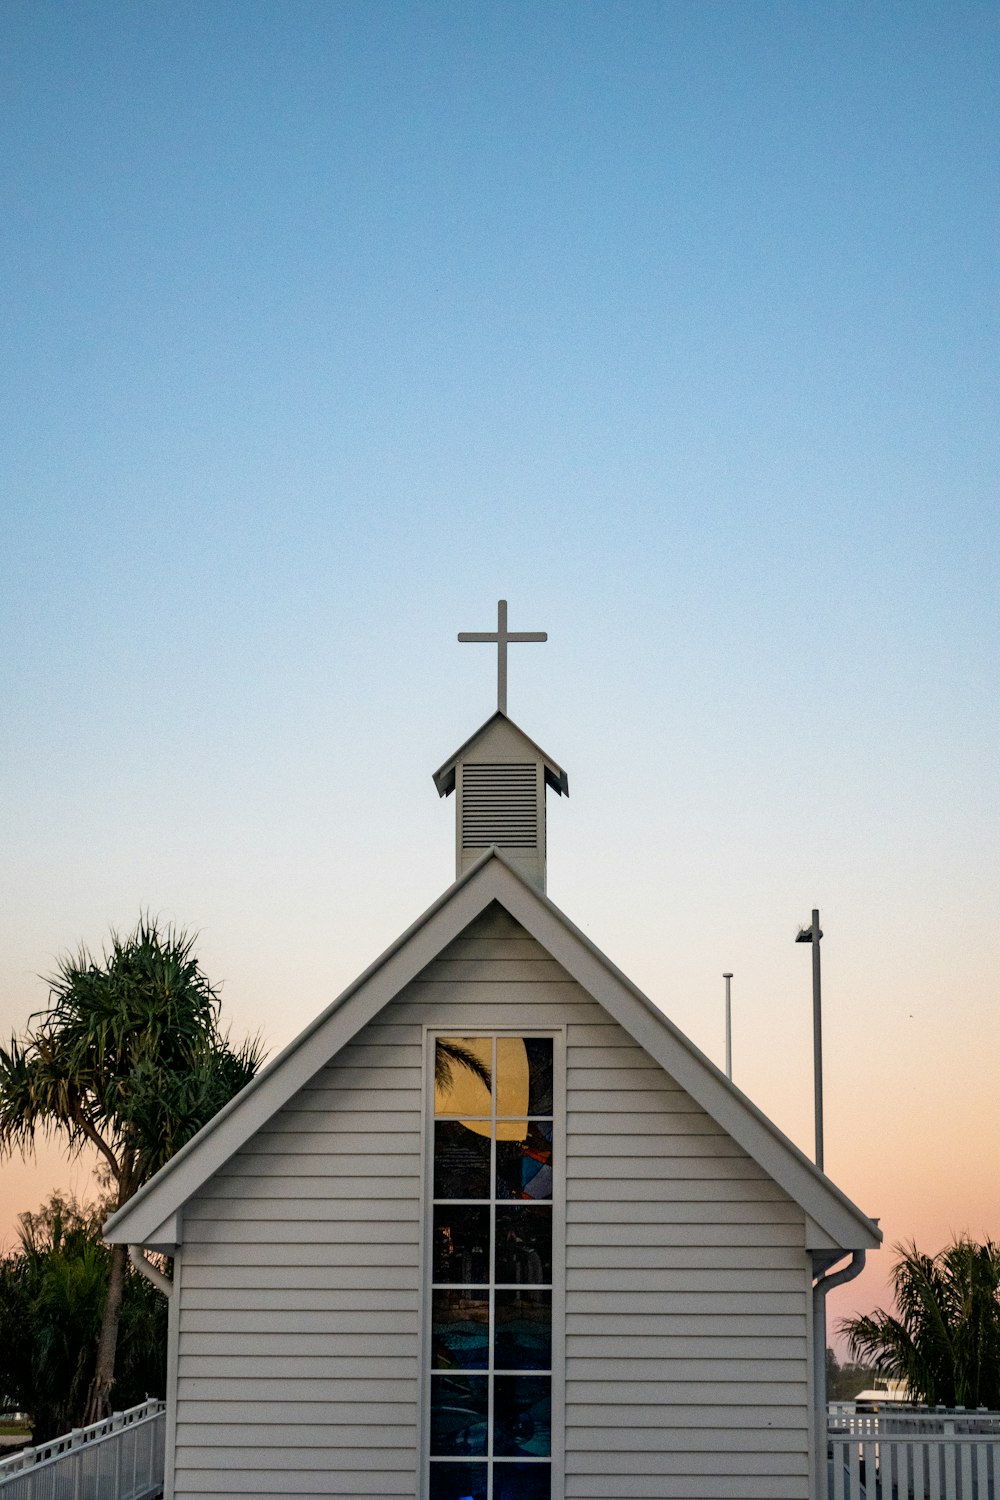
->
[434,1039,492,1097]
[2,1195,108,1440]
[0,917,263,1423]
[0,1192,169,1440]
[840,1237,1000,1408]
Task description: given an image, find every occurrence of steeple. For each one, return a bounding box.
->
[434,601,568,892]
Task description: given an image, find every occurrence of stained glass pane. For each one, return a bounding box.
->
[496,1122,553,1201]
[494,1290,551,1371]
[432,1289,489,1369]
[496,1037,530,1117]
[434,1121,491,1199]
[494,1376,551,1457]
[430,1374,488,1456]
[493,1462,551,1500]
[524,1039,553,1115]
[495,1206,552,1284]
[433,1205,490,1285]
[435,1038,492,1117]
[429,1461,489,1500]
[429,1034,553,1500]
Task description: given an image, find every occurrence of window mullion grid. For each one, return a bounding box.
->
[429,1033,555,1500]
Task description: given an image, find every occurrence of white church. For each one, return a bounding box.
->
[106,601,880,1500]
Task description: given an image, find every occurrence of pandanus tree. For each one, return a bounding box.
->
[840,1237,1000,1408]
[0,918,263,1424]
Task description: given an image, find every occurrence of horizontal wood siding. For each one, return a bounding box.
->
[563,978,809,1500]
[173,904,809,1500]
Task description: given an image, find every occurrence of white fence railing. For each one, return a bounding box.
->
[829,1403,1000,1499]
[0,1399,165,1500]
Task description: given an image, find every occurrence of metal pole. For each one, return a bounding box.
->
[796,910,824,1172]
[723,973,733,1080]
[811,910,823,1172]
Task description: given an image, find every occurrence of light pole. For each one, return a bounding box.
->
[723,973,733,1081]
[795,909,824,1172]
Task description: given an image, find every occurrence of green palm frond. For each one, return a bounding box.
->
[434,1039,493,1096]
[0,915,264,1190]
[0,915,265,1424]
[840,1237,1000,1408]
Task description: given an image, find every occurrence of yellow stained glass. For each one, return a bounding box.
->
[496,1038,530,1139]
[434,1037,492,1118]
[434,1037,533,1141]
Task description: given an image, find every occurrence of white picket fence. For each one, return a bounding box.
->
[0,1399,165,1500]
[829,1403,1000,1499]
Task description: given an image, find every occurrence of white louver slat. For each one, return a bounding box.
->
[461,763,538,849]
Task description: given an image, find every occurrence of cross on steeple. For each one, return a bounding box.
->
[458,599,547,714]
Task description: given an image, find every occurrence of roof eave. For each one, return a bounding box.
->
[432,711,568,797]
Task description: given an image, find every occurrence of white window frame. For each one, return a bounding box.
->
[419,1026,566,1500]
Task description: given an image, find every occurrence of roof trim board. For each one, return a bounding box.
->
[104,848,880,1252]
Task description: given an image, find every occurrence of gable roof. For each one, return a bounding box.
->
[433,711,569,797]
[104,848,880,1254]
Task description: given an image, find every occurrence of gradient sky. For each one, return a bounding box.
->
[2,0,997,1346]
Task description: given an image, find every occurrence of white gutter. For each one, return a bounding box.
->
[129,1245,173,1298]
[812,1249,866,1498]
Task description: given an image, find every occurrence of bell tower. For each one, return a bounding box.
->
[433,600,568,892]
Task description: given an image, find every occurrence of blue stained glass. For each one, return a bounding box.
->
[494,1290,551,1371]
[430,1374,488,1456]
[496,1122,553,1200]
[494,1375,551,1457]
[429,1461,488,1500]
[493,1461,551,1500]
[432,1290,489,1369]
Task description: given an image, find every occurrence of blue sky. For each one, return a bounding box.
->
[1,1,997,1326]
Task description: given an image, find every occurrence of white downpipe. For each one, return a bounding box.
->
[812,1250,866,1499]
[129,1245,173,1298]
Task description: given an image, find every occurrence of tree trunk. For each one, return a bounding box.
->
[83,1238,128,1424]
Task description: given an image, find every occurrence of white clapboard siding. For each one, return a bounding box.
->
[567,1401,804,1427]
[179,1424,417,1446]
[180,1286,417,1312]
[562,936,809,1500]
[566,1482,806,1500]
[172,904,810,1500]
[569,1288,805,1314]
[185,1195,420,1221]
[178,1400,416,1425]
[172,1471,413,1497]
[568,1195,802,1222]
[567,1309,806,1333]
[179,1309,418,1334]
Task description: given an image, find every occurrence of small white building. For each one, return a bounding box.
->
[106,640,880,1500]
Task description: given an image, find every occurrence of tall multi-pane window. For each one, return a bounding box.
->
[429,1035,554,1500]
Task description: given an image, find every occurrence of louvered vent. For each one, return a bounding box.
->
[461,763,538,849]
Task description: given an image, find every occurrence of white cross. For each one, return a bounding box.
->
[458,599,547,715]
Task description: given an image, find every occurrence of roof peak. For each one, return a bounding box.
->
[432,710,569,799]
[103,848,880,1258]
